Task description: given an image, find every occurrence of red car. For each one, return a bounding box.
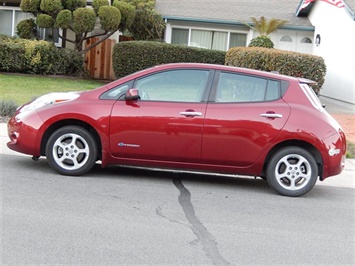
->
[7,63,346,196]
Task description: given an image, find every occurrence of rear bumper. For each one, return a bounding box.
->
[320,130,347,180]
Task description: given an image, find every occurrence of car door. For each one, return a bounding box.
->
[201,71,291,167]
[109,68,213,163]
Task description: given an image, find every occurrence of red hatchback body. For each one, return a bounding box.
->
[7,63,346,196]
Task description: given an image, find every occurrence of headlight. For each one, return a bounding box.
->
[20,92,80,113]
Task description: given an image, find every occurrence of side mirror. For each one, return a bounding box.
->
[125,88,140,101]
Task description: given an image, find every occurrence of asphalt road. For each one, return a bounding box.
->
[1,154,354,265]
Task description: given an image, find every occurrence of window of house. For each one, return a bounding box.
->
[0,9,33,36]
[229,33,247,48]
[171,28,189,45]
[38,28,62,46]
[190,29,228,50]
[15,10,32,32]
[280,36,292,42]
[301,37,312,43]
[0,7,61,47]
[171,28,247,51]
[0,10,14,36]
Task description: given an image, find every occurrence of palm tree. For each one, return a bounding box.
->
[246,16,288,48]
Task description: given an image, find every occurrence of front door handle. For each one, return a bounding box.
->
[180,111,202,117]
[260,113,283,118]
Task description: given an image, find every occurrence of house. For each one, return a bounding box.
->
[1,0,354,105]
[156,0,315,53]
[296,0,355,106]
[0,0,63,46]
[0,0,101,49]
[156,0,355,105]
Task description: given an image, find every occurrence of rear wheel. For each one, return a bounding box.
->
[266,147,318,197]
[46,126,97,176]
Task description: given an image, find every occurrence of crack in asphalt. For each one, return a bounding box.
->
[172,178,230,265]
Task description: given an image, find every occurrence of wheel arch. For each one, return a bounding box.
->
[40,119,102,160]
[263,140,323,178]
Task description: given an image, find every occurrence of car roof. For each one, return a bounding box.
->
[147,63,303,82]
[115,62,311,86]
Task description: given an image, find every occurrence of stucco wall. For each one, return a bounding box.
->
[309,1,355,105]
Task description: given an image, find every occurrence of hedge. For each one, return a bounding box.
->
[225,47,326,93]
[112,41,226,78]
[0,38,84,75]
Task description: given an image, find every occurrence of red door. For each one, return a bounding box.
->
[109,68,212,163]
[201,72,290,168]
[109,101,207,162]
[202,101,290,167]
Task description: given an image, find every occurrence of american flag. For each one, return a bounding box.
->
[300,0,345,9]
[320,0,345,8]
[300,0,315,10]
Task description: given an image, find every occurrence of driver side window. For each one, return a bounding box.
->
[135,69,210,102]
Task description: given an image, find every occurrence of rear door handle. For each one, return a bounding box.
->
[260,113,283,118]
[180,111,202,117]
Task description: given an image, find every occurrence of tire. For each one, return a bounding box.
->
[266,147,318,197]
[45,126,98,176]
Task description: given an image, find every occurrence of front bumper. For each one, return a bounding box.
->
[7,110,44,156]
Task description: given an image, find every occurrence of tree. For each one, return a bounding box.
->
[20,0,136,53]
[246,16,288,48]
[121,0,165,40]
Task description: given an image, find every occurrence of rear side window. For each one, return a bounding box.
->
[215,72,281,103]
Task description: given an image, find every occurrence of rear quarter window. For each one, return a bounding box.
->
[300,83,323,110]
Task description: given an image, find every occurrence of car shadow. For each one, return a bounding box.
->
[90,163,274,195]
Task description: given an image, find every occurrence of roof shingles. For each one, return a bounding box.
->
[156,0,313,28]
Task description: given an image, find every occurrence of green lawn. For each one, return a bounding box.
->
[0,74,107,105]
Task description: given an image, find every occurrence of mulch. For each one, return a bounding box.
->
[331,114,355,143]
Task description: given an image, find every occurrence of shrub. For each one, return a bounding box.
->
[40,0,63,15]
[16,18,38,39]
[56,9,72,29]
[20,0,41,13]
[98,6,121,32]
[0,38,84,76]
[0,34,11,41]
[92,0,109,14]
[0,99,18,118]
[112,41,226,78]
[248,35,274,48]
[62,0,86,11]
[36,14,55,28]
[72,7,96,34]
[112,0,136,30]
[225,47,326,93]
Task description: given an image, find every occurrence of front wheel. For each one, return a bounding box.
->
[266,147,318,197]
[45,126,98,176]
